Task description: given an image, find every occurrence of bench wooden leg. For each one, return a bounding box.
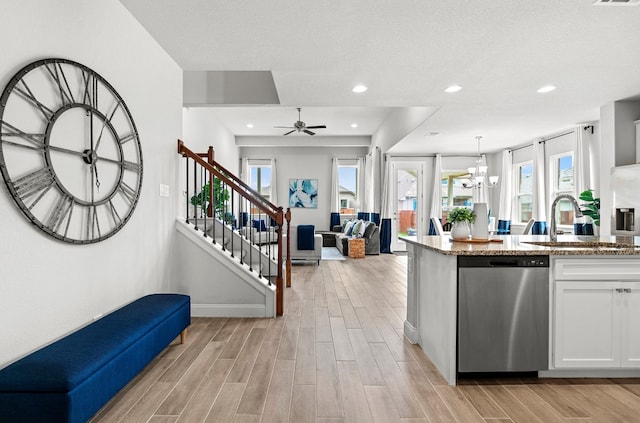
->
[180,329,187,344]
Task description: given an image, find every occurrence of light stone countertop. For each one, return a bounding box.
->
[399,234,640,256]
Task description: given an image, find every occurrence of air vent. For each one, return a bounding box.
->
[593,0,640,5]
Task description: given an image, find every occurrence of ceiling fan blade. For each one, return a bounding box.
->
[303,129,316,135]
[305,125,326,129]
[274,126,294,128]
[283,130,296,136]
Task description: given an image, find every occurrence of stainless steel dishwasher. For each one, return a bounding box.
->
[457,255,549,374]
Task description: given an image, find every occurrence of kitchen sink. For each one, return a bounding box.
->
[524,241,640,249]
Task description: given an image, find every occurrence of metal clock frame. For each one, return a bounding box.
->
[0,58,143,244]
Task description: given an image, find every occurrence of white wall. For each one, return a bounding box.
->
[182,108,239,172]
[240,145,368,230]
[0,1,182,366]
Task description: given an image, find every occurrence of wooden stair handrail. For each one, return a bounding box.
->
[178,140,280,222]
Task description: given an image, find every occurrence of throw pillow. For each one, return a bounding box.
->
[252,219,266,231]
[352,220,364,238]
[344,221,354,235]
[363,221,376,239]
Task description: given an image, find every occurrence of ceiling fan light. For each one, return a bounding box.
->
[352,84,368,93]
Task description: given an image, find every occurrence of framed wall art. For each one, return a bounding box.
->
[289,179,318,208]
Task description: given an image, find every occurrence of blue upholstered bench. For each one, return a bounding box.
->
[0,293,190,423]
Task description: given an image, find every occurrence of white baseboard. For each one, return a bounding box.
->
[404,320,418,344]
[191,303,268,318]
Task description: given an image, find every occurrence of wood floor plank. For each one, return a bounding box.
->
[369,342,424,418]
[434,385,485,423]
[396,361,457,423]
[353,306,384,342]
[218,319,255,359]
[201,382,244,423]
[337,360,375,423]
[480,385,543,423]
[120,381,174,423]
[176,359,235,423]
[157,341,225,415]
[347,329,385,386]
[294,327,317,385]
[527,383,589,418]
[338,299,361,329]
[277,314,300,360]
[575,384,640,422]
[260,359,295,423]
[458,384,507,419]
[316,342,344,418]
[226,327,267,383]
[326,291,342,317]
[290,384,316,423]
[372,316,413,362]
[503,385,565,423]
[364,385,402,423]
[235,339,279,415]
[316,306,333,343]
[330,316,355,361]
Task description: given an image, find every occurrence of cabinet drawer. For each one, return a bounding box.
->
[553,258,640,280]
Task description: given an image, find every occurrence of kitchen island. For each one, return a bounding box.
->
[401,234,640,385]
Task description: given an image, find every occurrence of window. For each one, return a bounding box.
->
[550,153,574,226]
[514,161,533,223]
[248,163,272,201]
[441,170,473,223]
[338,162,359,216]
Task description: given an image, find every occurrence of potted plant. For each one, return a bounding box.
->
[579,189,600,235]
[190,178,230,219]
[448,207,476,239]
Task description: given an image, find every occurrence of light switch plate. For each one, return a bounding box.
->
[159,184,170,197]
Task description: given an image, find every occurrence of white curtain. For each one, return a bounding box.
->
[363,153,374,212]
[381,155,392,219]
[498,150,513,221]
[357,157,365,212]
[330,158,339,213]
[241,157,249,184]
[573,126,591,198]
[270,158,278,205]
[430,154,442,221]
[532,140,547,223]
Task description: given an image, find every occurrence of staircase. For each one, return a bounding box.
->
[177,140,291,316]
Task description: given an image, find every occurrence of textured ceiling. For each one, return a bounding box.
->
[120,0,640,154]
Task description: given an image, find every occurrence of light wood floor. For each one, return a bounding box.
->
[92,253,640,423]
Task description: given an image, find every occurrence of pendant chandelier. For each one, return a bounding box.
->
[461,136,499,189]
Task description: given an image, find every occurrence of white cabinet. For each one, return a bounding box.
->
[553,258,640,369]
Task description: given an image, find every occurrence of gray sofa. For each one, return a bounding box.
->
[332,223,380,256]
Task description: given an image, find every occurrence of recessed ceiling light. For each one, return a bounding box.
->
[444,85,462,93]
[246,123,254,128]
[350,123,359,128]
[352,85,368,93]
[537,85,556,93]
[426,132,440,137]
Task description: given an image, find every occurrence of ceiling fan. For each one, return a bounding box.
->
[274,107,326,136]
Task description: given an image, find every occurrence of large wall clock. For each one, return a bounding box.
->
[0,58,143,244]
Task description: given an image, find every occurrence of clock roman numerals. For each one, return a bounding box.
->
[43,62,75,106]
[82,70,98,109]
[118,181,137,205]
[13,167,56,206]
[47,193,74,235]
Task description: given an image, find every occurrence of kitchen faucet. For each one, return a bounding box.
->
[550,194,583,242]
